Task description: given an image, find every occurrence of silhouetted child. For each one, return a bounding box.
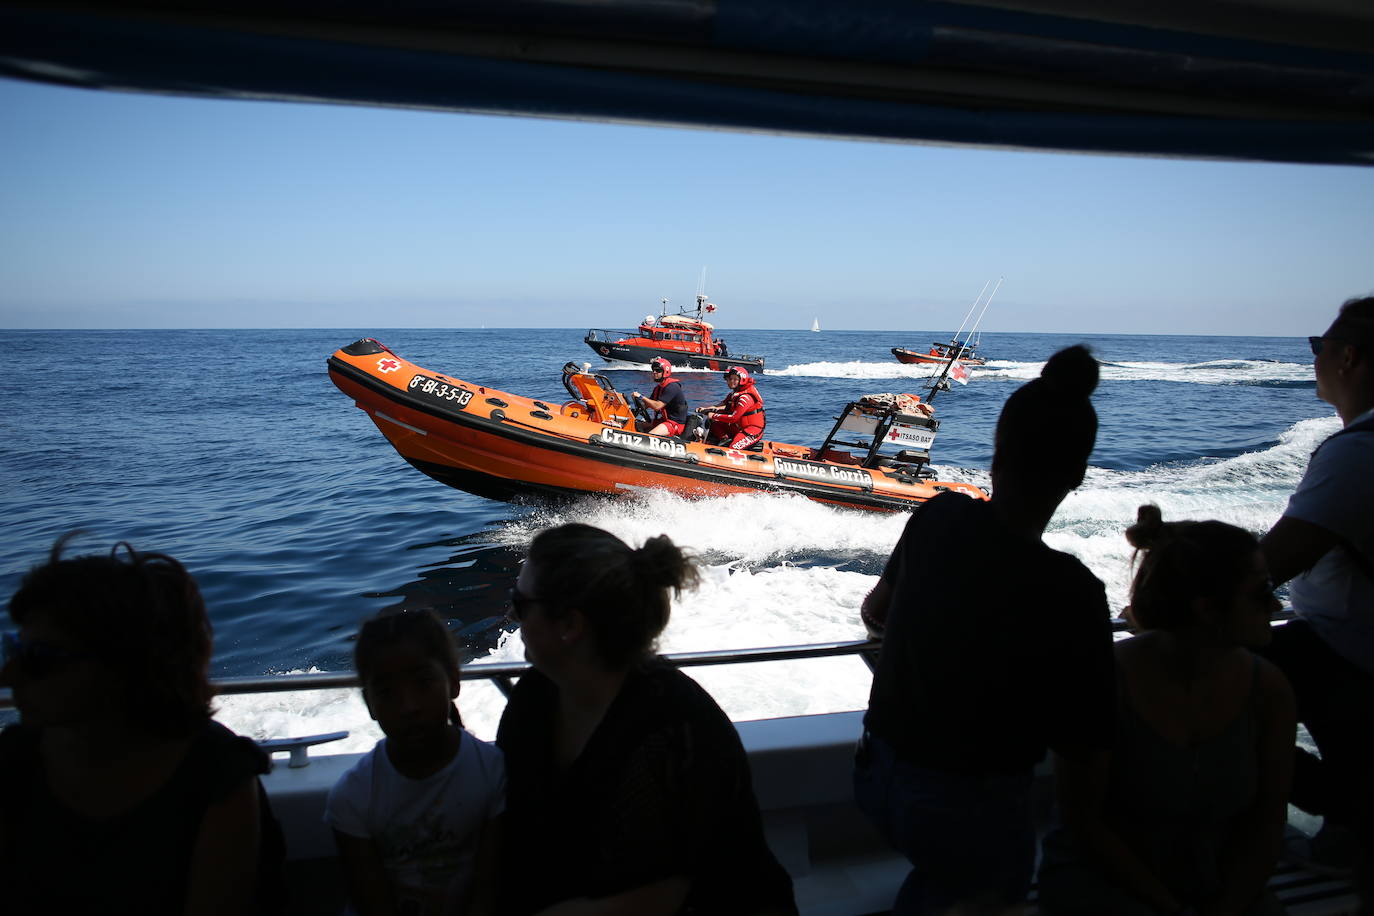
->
[325,610,505,916]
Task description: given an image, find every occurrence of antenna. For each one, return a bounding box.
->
[695,266,710,317]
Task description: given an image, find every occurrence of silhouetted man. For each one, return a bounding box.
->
[1261,295,1374,882]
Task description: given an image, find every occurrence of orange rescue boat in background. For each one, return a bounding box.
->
[585,294,766,372]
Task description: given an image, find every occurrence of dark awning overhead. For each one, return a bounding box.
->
[2,1,1373,165]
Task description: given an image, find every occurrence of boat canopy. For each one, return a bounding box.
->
[2,3,1371,167]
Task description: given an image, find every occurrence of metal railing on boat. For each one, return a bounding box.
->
[0,612,1269,719]
[219,637,888,698]
[0,612,1240,715]
[0,637,894,767]
[0,637,887,715]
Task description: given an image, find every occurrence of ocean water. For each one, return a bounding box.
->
[0,328,1331,748]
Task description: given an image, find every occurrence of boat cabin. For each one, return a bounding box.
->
[633,313,722,356]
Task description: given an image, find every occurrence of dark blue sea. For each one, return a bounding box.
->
[0,328,1330,742]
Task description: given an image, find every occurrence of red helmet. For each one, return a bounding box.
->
[649,357,671,374]
[725,366,750,383]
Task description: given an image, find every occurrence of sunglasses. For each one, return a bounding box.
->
[507,586,540,622]
[1309,335,1354,356]
[1,632,92,679]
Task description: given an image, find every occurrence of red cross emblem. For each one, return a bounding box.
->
[725,449,747,465]
[377,358,400,373]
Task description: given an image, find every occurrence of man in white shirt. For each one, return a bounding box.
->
[1261,295,1374,883]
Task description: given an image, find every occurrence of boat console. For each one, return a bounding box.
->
[560,361,638,427]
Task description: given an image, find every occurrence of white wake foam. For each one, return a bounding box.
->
[965,358,1311,385]
[494,489,918,563]
[775,358,1312,385]
[597,362,721,374]
[1047,415,1338,606]
[773,360,949,380]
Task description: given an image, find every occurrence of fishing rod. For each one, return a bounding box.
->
[945,279,990,350]
[964,276,1002,354]
[925,277,1002,405]
[923,359,956,407]
[967,277,1001,349]
[947,277,1000,357]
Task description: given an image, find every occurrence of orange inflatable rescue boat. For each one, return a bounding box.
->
[891,342,987,366]
[327,339,987,512]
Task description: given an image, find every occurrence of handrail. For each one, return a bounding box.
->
[208,637,885,697]
[0,638,884,711]
[0,611,1288,712]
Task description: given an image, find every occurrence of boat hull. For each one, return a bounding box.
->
[329,339,984,512]
[585,337,765,372]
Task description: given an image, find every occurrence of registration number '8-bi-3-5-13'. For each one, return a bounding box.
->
[408,374,473,406]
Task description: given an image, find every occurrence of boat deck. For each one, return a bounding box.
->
[258,709,1360,915]
[0,638,1359,914]
[209,638,1362,915]
[0,642,1352,911]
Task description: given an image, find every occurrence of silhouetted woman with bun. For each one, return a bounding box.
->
[496,523,796,916]
[1038,506,1294,915]
[857,345,1117,915]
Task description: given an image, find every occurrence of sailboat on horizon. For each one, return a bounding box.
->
[811,317,820,332]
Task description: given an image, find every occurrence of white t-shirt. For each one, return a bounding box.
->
[325,729,506,916]
[1284,406,1374,674]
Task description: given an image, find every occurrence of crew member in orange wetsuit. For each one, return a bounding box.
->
[701,366,766,448]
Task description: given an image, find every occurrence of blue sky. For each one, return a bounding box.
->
[2,77,1371,335]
